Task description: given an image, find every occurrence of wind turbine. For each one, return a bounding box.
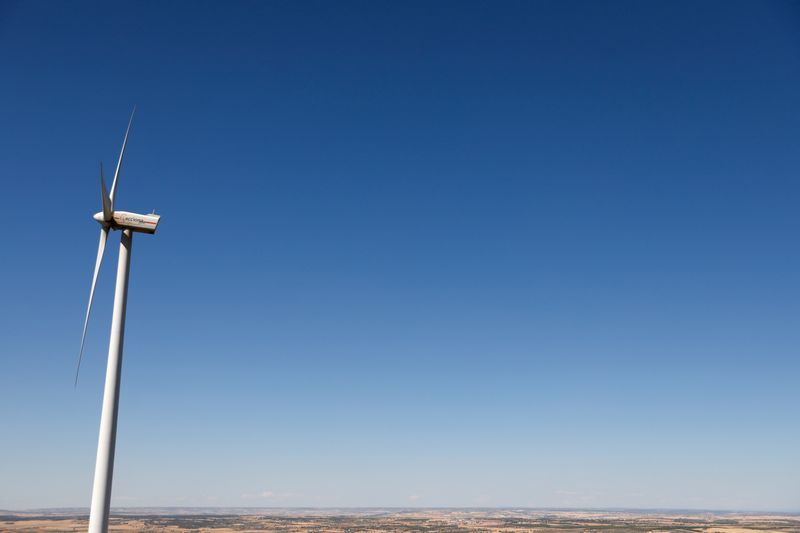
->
[76,108,161,533]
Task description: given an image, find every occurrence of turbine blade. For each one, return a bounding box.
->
[109,106,136,208]
[100,162,112,222]
[75,227,109,387]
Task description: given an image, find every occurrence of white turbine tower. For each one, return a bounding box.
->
[76,108,161,533]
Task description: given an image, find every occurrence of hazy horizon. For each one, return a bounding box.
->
[6,505,800,513]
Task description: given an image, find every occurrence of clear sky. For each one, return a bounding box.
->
[1,0,799,511]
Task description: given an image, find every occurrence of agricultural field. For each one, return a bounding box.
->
[2,508,799,532]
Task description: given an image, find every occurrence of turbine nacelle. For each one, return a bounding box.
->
[93,210,161,234]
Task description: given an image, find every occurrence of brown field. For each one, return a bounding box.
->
[1,509,799,533]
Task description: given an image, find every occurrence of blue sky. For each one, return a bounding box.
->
[1,0,799,510]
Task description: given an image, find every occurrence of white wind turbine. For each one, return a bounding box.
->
[76,108,161,533]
